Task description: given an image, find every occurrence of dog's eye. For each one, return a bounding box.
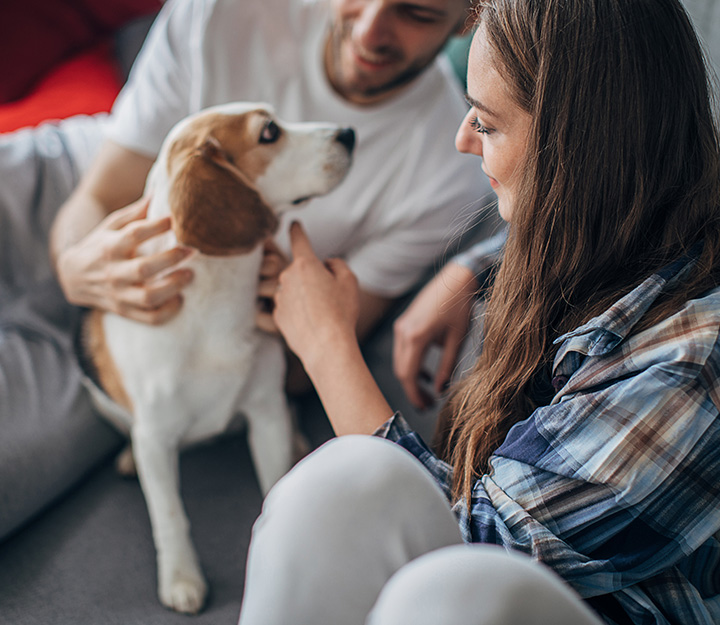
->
[259,120,280,144]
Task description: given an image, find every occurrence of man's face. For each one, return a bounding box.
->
[326,0,470,105]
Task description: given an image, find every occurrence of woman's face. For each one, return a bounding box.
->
[455,26,532,222]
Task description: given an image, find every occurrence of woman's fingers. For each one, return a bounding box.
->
[288,221,319,261]
[273,226,360,363]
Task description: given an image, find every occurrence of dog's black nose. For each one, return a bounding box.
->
[336,127,356,153]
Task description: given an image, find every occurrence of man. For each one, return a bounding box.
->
[0,0,491,539]
[50,0,489,337]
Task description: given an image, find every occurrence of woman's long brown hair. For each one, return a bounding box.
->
[437,0,720,503]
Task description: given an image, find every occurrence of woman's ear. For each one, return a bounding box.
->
[168,138,279,256]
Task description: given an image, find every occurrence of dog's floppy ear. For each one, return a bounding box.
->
[168,137,279,255]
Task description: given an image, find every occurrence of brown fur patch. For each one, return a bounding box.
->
[166,110,280,255]
[84,310,133,412]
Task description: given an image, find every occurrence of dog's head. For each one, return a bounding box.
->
[161,103,355,255]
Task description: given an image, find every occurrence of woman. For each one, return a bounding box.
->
[238,0,720,623]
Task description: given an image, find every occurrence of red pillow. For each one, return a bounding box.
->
[0,42,123,134]
[0,0,161,103]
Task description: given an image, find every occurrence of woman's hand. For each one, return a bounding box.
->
[393,261,478,409]
[273,222,360,367]
[273,222,392,435]
[55,198,195,324]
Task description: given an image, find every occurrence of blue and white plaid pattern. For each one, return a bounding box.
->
[379,255,720,624]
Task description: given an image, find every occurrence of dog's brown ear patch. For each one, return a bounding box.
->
[168,138,278,255]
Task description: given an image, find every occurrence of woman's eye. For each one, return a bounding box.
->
[470,116,492,135]
[260,120,280,144]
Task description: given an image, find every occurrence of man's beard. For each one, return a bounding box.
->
[325,22,448,101]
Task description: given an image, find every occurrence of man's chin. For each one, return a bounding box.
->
[343,65,426,101]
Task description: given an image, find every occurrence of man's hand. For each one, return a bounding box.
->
[393,261,478,409]
[55,198,195,324]
[256,238,289,334]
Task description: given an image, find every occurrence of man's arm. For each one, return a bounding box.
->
[50,141,153,258]
[393,261,479,409]
[50,140,194,324]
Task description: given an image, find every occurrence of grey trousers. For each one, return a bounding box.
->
[237,436,604,625]
[0,116,122,540]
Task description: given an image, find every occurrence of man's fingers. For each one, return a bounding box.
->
[259,252,286,279]
[123,247,194,283]
[117,294,185,325]
[393,334,428,409]
[115,269,193,311]
[434,333,462,395]
[255,310,280,335]
[103,197,150,230]
[288,221,318,260]
[262,237,284,257]
[400,372,432,410]
[257,278,279,298]
[114,216,174,257]
[401,378,425,409]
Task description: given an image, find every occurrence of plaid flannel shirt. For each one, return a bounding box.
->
[378,254,720,624]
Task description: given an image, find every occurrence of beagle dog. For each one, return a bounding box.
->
[82,102,354,614]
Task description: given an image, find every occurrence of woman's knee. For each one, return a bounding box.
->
[256,435,459,549]
[269,435,439,510]
[368,545,602,625]
[240,437,463,625]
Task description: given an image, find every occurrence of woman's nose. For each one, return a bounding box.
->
[455,111,481,156]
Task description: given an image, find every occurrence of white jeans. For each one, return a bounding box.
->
[237,436,604,625]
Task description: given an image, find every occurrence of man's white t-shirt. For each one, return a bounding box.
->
[106,0,491,297]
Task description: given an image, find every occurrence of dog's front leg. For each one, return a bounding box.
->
[132,425,207,614]
[241,340,295,495]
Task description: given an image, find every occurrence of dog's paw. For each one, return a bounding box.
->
[160,573,208,614]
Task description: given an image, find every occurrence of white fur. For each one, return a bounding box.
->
[86,103,353,614]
